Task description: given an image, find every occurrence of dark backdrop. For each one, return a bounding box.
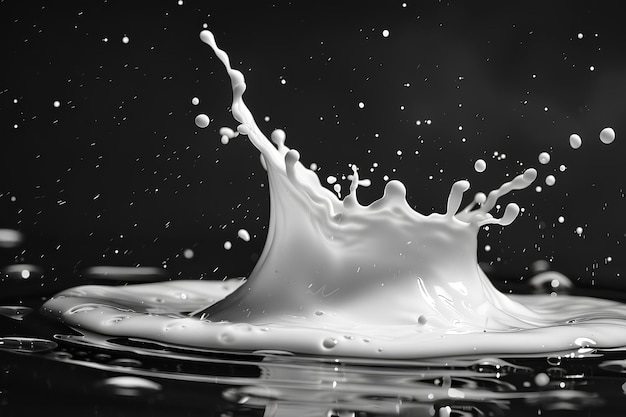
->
[1,0,625,292]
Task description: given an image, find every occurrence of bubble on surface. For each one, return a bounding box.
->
[599,127,615,144]
[195,114,210,128]
[538,152,550,164]
[322,337,338,349]
[474,159,486,173]
[569,134,582,149]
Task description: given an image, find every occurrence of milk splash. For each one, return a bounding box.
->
[41,31,626,358]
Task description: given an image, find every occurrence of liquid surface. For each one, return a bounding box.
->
[41,31,626,359]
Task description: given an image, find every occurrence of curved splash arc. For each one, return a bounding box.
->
[195,30,545,329]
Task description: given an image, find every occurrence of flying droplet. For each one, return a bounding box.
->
[569,134,582,149]
[538,152,550,164]
[195,114,210,128]
[474,159,486,173]
[237,229,251,242]
[599,127,615,144]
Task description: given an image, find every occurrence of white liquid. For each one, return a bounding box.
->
[237,228,251,242]
[569,134,582,149]
[600,127,616,144]
[41,31,626,359]
[538,152,550,165]
[473,159,486,173]
[195,114,210,128]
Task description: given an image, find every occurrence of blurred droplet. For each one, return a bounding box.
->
[0,229,24,248]
[0,337,57,353]
[97,376,162,397]
[82,266,168,282]
[0,306,33,320]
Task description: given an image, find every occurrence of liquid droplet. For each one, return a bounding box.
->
[0,229,24,248]
[538,152,551,164]
[195,114,210,128]
[569,134,582,149]
[599,127,616,144]
[237,229,251,242]
[98,376,162,397]
[474,159,486,173]
[322,337,338,349]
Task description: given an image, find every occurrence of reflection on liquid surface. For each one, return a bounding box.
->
[1,270,626,416]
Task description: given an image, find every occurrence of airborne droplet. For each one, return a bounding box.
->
[195,114,210,128]
[599,127,616,144]
[569,134,582,149]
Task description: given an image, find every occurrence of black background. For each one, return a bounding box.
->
[1,0,625,291]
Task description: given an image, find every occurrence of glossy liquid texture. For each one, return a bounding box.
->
[41,31,626,358]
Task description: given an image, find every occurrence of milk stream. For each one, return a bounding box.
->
[41,31,626,358]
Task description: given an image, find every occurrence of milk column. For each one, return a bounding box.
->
[195,31,541,331]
